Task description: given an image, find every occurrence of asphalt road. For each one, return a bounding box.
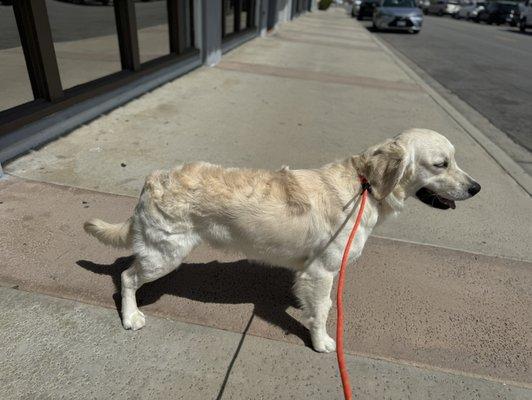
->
[372,15,532,152]
[0,0,167,50]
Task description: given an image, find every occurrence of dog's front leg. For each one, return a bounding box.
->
[294,266,335,353]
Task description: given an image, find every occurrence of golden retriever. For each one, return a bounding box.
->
[84,128,480,353]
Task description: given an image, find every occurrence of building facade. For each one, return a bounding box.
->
[0,0,314,164]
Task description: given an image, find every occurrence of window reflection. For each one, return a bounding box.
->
[46,0,121,89]
[0,5,35,110]
[136,0,170,64]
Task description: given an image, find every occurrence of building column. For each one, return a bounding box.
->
[201,0,222,66]
[260,0,269,36]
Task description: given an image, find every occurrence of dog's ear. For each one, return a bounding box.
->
[352,140,408,201]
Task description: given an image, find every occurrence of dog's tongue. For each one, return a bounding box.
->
[440,197,456,209]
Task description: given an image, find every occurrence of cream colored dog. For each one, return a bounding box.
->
[84,128,480,353]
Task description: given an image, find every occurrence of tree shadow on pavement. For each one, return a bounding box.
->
[76,256,312,347]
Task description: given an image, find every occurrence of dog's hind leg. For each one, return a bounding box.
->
[294,264,336,353]
[121,232,200,330]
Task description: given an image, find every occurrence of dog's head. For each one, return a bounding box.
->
[353,129,480,209]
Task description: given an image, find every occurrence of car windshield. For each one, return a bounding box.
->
[499,4,515,11]
[382,0,416,7]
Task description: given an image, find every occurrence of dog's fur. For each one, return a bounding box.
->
[84,129,480,353]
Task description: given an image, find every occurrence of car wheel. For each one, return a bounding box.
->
[520,18,527,32]
[438,10,443,16]
[423,9,428,15]
[357,14,363,21]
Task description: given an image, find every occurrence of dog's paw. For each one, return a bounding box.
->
[122,310,146,331]
[312,333,336,353]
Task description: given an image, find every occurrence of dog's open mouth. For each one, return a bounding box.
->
[416,187,456,210]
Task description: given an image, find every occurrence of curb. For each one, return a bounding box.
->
[368,31,532,196]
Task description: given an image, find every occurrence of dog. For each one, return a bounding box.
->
[84,128,480,353]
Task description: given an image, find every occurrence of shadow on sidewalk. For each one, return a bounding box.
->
[76,256,312,347]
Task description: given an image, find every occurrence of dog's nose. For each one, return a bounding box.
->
[468,182,481,197]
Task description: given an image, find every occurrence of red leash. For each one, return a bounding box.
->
[336,177,370,400]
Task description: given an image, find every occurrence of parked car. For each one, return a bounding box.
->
[417,0,431,14]
[357,0,380,19]
[506,4,521,26]
[519,0,532,31]
[427,0,462,16]
[474,1,516,24]
[373,0,424,32]
[455,0,486,19]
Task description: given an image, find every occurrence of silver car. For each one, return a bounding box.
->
[373,0,424,33]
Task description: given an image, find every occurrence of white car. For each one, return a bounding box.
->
[351,0,363,15]
[455,0,486,19]
[427,0,461,16]
[520,0,532,31]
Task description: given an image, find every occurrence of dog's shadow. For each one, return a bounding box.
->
[76,256,312,347]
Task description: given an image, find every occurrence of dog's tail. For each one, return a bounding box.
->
[83,218,133,248]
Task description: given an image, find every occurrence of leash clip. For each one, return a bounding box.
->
[359,176,372,194]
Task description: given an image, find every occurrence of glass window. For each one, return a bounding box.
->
[223,0,235,36]
[136,0,170,64]
[46,0,121,90]
[0,5,35,111]
[240,0,251,30]
[223,0,255,38]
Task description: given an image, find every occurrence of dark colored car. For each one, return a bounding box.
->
[474,1,516,24]
[507,5,521,26]
[357,0,380,20]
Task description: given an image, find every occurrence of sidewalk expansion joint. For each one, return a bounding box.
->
[217,61,422,93]
[270,33,382,52]
[2,284,530,391]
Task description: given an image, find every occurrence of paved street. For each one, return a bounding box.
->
[372,15,532,167]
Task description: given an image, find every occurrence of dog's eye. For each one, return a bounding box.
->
[433,161,448,169]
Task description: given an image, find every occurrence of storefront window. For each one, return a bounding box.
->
[0,5,34,111]
[136,0,170,64]
[46,0,121,89]
[222,0,255,39]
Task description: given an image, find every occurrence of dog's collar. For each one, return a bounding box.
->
[359,175,372,195]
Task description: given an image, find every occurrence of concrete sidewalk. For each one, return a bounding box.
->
[1,8,531,400]
[1,287,530,400]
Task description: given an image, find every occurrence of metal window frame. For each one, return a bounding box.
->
[292,0,308,18]
[13,0,63,102]
[0,0,198,138]
[221,0,257,41]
